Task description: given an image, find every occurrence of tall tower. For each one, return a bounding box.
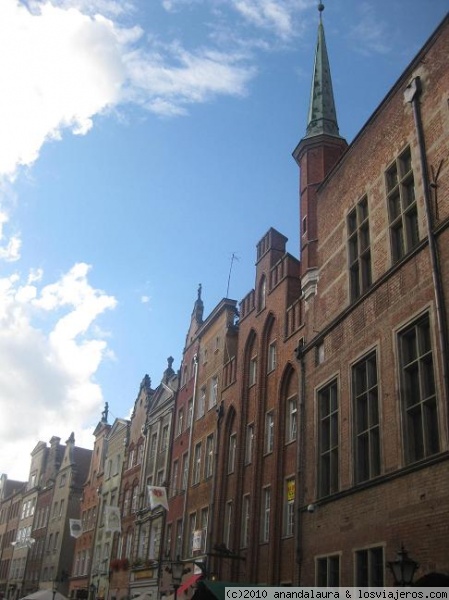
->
[293,2,347,300]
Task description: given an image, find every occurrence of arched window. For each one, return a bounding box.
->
[258,275,267,311]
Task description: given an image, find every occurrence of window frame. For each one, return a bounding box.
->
[348,195,372,301]
[352,351,381,483]
[398,313,439,463]
[386,147,419,263]
[317,379,339,498]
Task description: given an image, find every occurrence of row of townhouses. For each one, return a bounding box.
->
[1,8,449,600]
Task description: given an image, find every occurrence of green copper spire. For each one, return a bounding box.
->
[305,2,342,138]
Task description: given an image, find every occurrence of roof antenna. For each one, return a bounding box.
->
[226,252,239,298]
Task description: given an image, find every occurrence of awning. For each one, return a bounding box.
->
[177,574,202,596]
[193,581,250,600]
[165,574,202,600]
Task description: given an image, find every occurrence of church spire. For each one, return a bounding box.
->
[304,2,342,139]
[292,2,347,293]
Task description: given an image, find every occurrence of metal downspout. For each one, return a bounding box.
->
[405,76,449,417]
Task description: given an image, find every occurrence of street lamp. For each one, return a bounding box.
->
[387,545,419,586]
[170,557,186,600]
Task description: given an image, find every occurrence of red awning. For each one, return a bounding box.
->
[177,574,202,597]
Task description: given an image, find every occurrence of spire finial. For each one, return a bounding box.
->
[318,1,325,18]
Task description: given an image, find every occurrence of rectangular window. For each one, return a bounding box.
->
[187,400,193,429]
[193,443,202,485]
[171,460,179,497]
[241,495,250,548]
[348,196,372,301]
[268,342,277,373]
[200,507,208,552]
[245,424,254,464]
[149,433,158,458]
[286,396,297,443]
[265,412,274,454]
[355,546,384,587]
[209,376,218,409]
[284,478,295,537]
[165,523,172,558]
[197,387,206,419]
[205,434,214,479]
[228,433,237,474]
[261,487,271,543]
[316,555,340,587]
[161,424,169,451]
[318,380,339,497]
[137,442,144,464]
[386,147,419,263]
[182,452,189,491]
[128,448,135,470]
[188,512,197,555]
[175,519,183,558]
[399,314,439,462]
[353,352,381,483]
[177,408,184,436]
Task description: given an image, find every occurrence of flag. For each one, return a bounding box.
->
[105,506,121,534]
[147,485,169,511]
[69,519,82,538]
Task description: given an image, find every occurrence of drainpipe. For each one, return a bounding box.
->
[404,76,449,416]
[295,339,306,585]
[207,400,224,578]
[181,352,199,557]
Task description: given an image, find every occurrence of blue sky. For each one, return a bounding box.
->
[1,0,447,480]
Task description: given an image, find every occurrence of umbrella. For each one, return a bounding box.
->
[21,590,69,600]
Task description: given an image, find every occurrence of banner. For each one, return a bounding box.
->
[69,519,82,538]
[147,485,169,511]
[105,506,121,534]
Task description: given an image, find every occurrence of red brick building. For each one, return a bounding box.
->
[69,409,111,600]
[295,10,449,587]
[108,376,153,600]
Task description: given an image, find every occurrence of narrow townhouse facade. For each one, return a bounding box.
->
[162,288,239,600]
[184,296,238,576]
[94,417,129,600]
[221,228,302,586]
[40,434,91,596]
[130,359,178,600]
[30,437,66,596]
[295,11,449,587]
[10,442,49,596]
[69,409,111,600]
[108,376,153,600]
[165,288,204,577]
[0,477,26,600]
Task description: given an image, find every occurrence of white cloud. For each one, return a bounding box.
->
[0,1,127,178]
[0,0,260,179]
[232,0,307,40]
[0,263,116,479]
[349,2,391,55]
[124,44,256,116]
[0,211,21,262]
